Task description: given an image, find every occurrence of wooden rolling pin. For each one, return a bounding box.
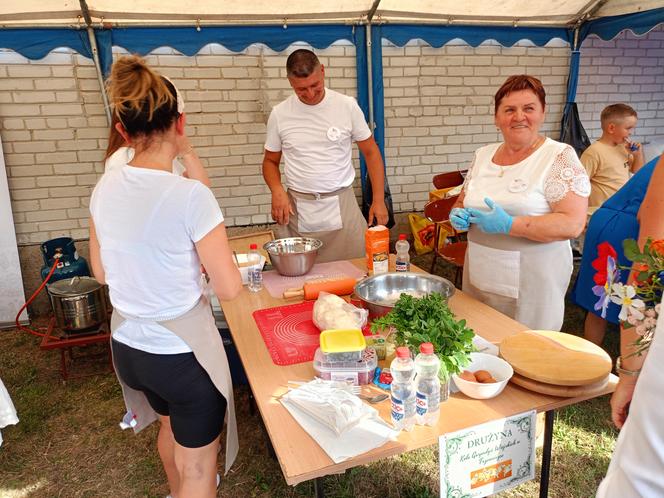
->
[282,277,358,300]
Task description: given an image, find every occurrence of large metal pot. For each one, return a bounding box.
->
[354,272,455,318]
[48,276,108,332]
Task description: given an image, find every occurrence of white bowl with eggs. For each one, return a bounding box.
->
[452,352,514,399]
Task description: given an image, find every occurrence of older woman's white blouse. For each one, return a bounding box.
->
[463,137,590,215]
[460,137,591,331]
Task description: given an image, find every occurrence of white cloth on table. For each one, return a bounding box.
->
[0,377,19,447]
[461,138,591,331]
[280,379,398,463]
[596,297,664,497]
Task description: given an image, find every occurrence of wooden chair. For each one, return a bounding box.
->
[432,170,465,190]
[423,196,467,288]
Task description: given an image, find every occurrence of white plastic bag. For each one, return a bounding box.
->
[312,292,368,331]
[281,379,366,435]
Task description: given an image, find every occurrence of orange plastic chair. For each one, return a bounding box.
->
[423,196,467,287]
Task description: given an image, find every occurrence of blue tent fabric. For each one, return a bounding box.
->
[370,26,385,158]
[380,24,572,48]
[559,49,581,138]
[95,30,114,78]
[0,28,91,61]
[580,7,664,42]
[100,24,355,75]
[354,25,370,184]
[565,50,581,104]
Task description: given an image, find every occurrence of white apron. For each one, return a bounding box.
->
[110,296,238,474]
[596,297,664,497]
[277,185,368,263]
[462,229,573,331]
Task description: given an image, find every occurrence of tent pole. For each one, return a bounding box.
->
[86,26,112,126]
[79,0,111,125]
[366,23,374,131]
[365,0,382,131]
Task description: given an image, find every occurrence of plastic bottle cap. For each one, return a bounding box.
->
[399,234,407,240]
[420,342,434,354]
[396,346,410,358]
[249,244,258,249]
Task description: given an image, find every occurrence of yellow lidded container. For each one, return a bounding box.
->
[319,329,366,362]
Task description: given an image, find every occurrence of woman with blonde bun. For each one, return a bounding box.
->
[104,84,210,187]
[89,55,241,498]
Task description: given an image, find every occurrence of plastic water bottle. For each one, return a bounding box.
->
[395,234,410,272]
[415,342,441,426]
[247,244,263,292]
[390,346,416,431]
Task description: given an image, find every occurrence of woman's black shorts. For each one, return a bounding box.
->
[112,339,227,448]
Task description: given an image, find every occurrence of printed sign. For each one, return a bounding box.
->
[439,410,536,497]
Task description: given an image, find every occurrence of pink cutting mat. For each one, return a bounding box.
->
[252,301,320,365]
[262,260,367,298]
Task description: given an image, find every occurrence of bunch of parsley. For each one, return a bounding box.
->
[370,292,475,381]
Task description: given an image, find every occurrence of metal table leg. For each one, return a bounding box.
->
[314,477,325,498]
[539,410,555,498]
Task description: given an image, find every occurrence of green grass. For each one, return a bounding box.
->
[0,254,619,497]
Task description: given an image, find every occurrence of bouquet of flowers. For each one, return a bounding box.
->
[593,238,664,356]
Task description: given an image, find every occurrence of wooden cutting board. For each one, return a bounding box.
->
[499,330,612,386]
[510,372,612,398]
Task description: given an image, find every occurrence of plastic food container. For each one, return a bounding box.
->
[319,329,366,362]
[313,347,378,385]
[318,349,364,362]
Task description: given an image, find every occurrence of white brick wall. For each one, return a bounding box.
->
[2,26,662,245]
[576,24,664,160]
[1,43,359,243]
[1,50,106,244]
[382,39,571,212]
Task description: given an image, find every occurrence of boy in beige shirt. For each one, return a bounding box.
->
[581,103,645,210]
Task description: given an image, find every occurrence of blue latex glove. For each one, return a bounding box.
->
[449,207,471,231]
[467,198,513,234]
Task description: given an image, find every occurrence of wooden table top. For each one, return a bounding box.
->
[220,258,616,486]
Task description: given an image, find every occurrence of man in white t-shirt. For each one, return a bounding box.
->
[262,49,388,262]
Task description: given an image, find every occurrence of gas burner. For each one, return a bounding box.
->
[40,317,112,380]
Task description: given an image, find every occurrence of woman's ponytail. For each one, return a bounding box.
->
[106,55,178,137]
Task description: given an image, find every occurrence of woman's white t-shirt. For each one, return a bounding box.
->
[105,146,186,176]
[90,165,223,354]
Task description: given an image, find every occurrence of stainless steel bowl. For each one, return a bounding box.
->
[354,272,455,318]
[263,237,323,276]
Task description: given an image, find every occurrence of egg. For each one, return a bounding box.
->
[473,370,496,383]
[458,370,478,382]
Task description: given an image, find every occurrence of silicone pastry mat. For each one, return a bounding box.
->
[262,260,366,298]
[253,301,320,366]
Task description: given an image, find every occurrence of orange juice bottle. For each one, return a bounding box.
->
[365,225,389,274]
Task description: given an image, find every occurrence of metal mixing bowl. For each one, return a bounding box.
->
[263,237,323,276]
[354,272,455,318]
